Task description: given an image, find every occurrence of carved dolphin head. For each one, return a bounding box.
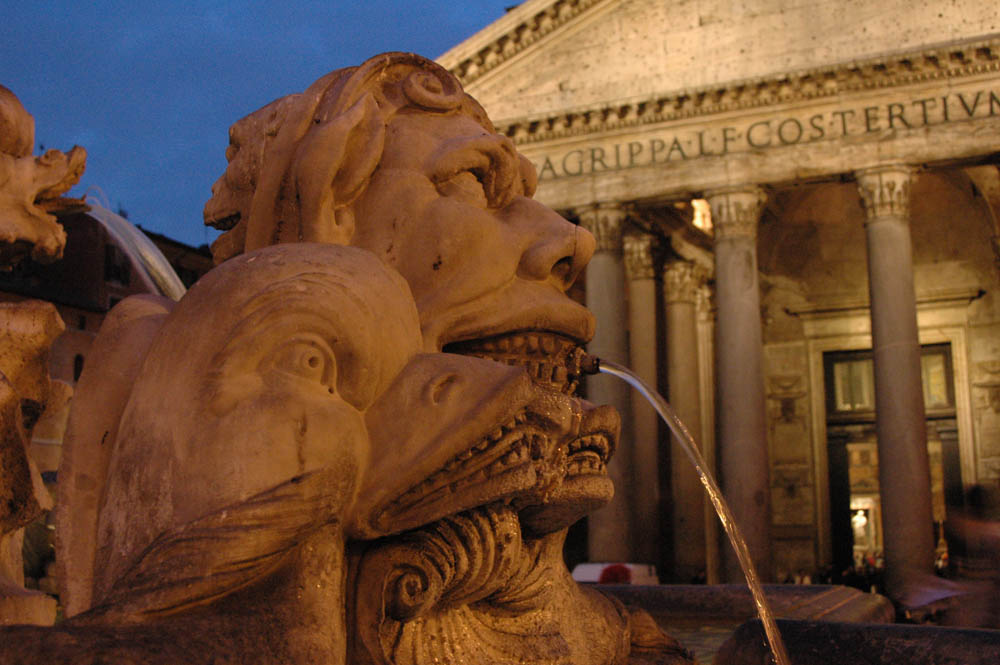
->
[92,243,422,604]
[352,351,618,540]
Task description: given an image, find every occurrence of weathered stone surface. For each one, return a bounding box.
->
[716,618,1000,665]
[56,294,176,616]
[600,584,894,625]
[0,300,64,626]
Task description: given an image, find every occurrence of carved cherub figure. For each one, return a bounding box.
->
[0,85,86,265]
[0,85,85,626]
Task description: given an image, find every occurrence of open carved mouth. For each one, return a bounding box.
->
[360,330,615,539]
[380,400,615,536]
[207,211,241,230]
[385,408,538,517]
[566,433,610,476]
[443,331,588,395]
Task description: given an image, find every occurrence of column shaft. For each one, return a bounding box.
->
[856,165,935,605]
[579,203,633,562]
[707,187,772,583]
[664,260,708,582]
[625,233,659,567]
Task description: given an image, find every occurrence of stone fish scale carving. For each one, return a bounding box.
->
[1,53,692,664]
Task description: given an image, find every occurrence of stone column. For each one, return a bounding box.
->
[624,232,659,566]
[696,283,722,584]
[855,164,935,605]
[578,203,633,562]
[706,186,772,583]
[663,259,709,582]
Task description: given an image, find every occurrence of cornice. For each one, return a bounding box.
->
[492,36,1000,145]
[786,286,983,320]
[441,0,609,87]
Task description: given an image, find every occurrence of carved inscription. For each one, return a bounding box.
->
[533,87,1000,180]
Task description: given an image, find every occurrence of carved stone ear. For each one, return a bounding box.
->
[293,93,384,245]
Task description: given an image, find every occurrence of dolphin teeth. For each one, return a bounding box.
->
[442,332,584,396]
[541,336,557,354]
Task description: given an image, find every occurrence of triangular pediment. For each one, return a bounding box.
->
[439,0,639,123]
[440,0,1000,125]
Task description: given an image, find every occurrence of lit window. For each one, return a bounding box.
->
[833,358,874,412]
[691,198,712,233]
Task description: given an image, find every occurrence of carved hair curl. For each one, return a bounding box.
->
[204,53,493,264]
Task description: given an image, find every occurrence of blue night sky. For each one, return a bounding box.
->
[2,1,514,247]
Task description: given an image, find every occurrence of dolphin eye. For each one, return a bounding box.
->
[268,338,336,391]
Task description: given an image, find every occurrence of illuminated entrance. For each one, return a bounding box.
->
[825,344,961,577]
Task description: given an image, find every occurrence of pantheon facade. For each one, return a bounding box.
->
[439,0,1000,600]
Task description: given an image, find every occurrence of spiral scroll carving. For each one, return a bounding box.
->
[352,503,568,665]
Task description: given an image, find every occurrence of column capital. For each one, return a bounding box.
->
[696,284,715,319]
[704,186,767,242]
[663,259,708,304]
[623,232,655,280]
[576,202,627,252]
[855,164,917,221]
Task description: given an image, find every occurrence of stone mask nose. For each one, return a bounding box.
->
[516,205,595,291]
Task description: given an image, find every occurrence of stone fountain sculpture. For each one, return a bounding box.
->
[0,54,691,663]
[0,85,86,265]
[0,85,86,626]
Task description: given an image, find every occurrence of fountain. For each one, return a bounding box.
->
[1,51,997,665]
[595,358,791,665]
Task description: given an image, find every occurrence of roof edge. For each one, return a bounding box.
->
[490,34,1000,145]
[437,0,612,85]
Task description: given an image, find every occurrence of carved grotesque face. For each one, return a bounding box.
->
[201,53,614,541]
[350,112,595,357]
[205,54,597,393]
[346,108,614,538]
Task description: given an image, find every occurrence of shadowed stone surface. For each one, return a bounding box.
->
[717,619,1000,665]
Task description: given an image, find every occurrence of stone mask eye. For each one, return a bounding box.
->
[266,337,336,392]
[436,169,489,208]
